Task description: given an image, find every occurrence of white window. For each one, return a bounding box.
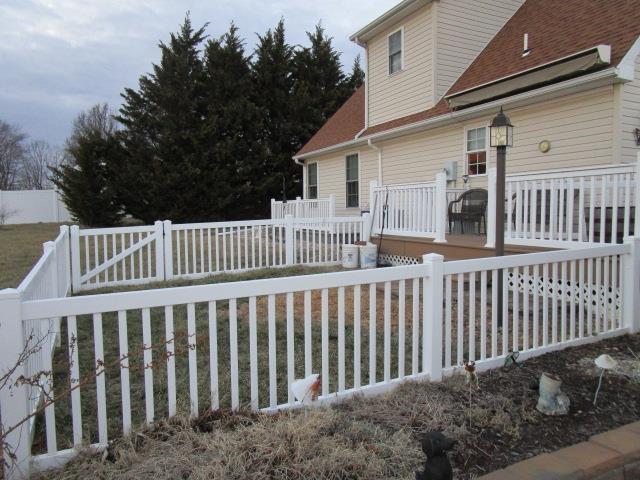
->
[345,154,359,208]
[307,163,318,199]
[388,29,403,75]
[466,127,488,176]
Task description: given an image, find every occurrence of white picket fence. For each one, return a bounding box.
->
[71,216,368,291]
[271,196,336,219]
[2,234,638,477]
[370,160,640,248]
[14,226,72,441]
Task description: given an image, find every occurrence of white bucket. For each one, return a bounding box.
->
[360,243,378,269]
[342,244,359,269]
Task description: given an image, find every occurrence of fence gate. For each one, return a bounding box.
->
[70,222,165,291]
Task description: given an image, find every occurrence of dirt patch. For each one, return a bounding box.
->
[37,334,640,479]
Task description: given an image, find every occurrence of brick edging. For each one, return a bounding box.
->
[478,420,640,479]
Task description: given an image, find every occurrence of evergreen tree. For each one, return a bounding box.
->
[201,24,265,219]
[115,16,208,223]
[251,19,298,209]
[51,129,123,227]
[292,24,348,144]
[347,54,365,92]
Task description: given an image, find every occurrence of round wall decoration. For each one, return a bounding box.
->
[538,140,551,153]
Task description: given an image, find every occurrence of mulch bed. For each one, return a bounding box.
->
[336,333,640,478]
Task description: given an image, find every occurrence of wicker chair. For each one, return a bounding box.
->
[448,188,488,235]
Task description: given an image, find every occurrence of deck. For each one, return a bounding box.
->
[374,233,553,262]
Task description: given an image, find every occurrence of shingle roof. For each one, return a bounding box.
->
[296,0,640,158]
[296,86,365,156]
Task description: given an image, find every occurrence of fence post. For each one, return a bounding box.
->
[434,172,447,243]
[70,225,81,293]
[485,167,497,248]
[295,196,302,218]
[362,212,372,243]
[59,225,71,296]
[270,199,276,219]
[634,154,640,235]
[623,236,640,333]
[422,253,444,381]
[154,221,165,281]
[284,214,295,265]
[163,220,173,281]
[329,194,336,217]
[0,289,31,479]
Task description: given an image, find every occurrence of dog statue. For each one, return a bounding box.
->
[415,431,457,480]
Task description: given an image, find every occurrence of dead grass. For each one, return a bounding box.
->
[0,222,68,288]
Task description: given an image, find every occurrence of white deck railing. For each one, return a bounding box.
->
[271,196,336,220]
[371,156,640,248]
[2,239,638,477]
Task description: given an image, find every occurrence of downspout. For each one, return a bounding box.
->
[367,139,383,186]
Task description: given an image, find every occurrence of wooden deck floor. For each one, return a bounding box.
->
[374,233,553,262]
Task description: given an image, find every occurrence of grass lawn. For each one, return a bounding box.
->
[0,223,68,289]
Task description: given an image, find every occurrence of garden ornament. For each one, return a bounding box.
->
[593,354,617,406]
[292,374,321,405]
[464,361,478,388]
[536,372,570,415]
[415,431,456,480]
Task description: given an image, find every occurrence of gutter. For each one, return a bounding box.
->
[295,66,621,161]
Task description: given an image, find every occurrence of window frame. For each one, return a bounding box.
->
[306,162,318,200]
[464,125,489,177]
[387,27,404,76]
[345,153,360,209]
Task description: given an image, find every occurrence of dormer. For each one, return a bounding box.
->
[351,0,525,129]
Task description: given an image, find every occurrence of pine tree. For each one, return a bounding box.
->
[347,54,365,92]
[51,130,123,227]
[251,19,298,209]
[293,23,348,143]
[115,16,208,223]
[201,23,265,220]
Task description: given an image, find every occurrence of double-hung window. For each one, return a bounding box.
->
[466,127,488,176]
[307,163,318,199]
[388,29,403,75]
[345,154,359,208]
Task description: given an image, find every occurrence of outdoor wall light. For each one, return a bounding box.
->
[490,107,514,148]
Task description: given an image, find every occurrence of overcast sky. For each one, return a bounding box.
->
[0,0,397,147]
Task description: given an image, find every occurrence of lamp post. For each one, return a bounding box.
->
[489,107,514,326]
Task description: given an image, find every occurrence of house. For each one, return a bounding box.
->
[292,0,640,260]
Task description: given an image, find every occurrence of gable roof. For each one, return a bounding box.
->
[295,0,640,159]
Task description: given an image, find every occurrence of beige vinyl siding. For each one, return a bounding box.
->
[367,5,434,126]
[435,0,524,101]
[306,150,377,217]
[308,85,616,199]
[621,54,640,164]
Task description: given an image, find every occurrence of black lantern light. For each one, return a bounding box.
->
[490,107,514,148]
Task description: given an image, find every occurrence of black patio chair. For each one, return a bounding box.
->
[448,188,488,235]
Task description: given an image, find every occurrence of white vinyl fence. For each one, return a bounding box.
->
[271,196,336,219]
[71,216,368,291]
[0,190,71,224]
[2,235,638,478]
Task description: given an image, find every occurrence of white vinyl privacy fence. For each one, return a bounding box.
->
[2,233,639,478]
[0,190,71,224]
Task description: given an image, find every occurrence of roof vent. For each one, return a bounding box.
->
[523,33,531,57]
